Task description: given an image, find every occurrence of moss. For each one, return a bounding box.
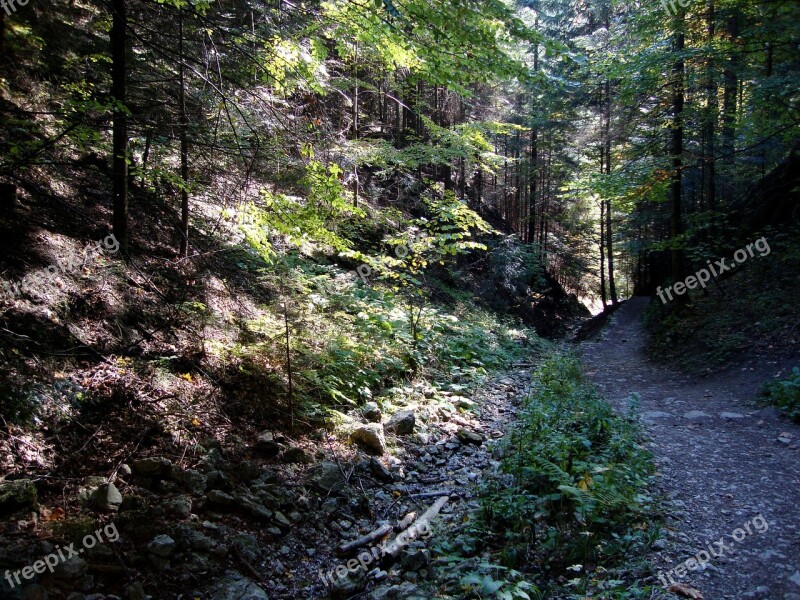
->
[0,479,38,515]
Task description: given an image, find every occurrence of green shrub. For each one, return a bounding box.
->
[761,367,800,421]
[474,353,655,596]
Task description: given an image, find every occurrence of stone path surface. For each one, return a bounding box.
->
[580,296,800,599]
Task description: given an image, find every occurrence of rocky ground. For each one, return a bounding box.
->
[4,295,798,600]
[0,366,535,600]
[581,296,800,600]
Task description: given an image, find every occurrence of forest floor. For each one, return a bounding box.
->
[580,296,800,600]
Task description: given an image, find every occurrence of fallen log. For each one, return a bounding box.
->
[382,495,448,559]
[336,523,394,556]
[395,512,417,531]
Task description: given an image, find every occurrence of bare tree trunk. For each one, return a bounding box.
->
[599,197,607,308]
[721,12,739,165]
[604,76,618,305]
[179,10,190,258]
[670,12,686,293]
[111,0,129,251]
[703,0,717,211]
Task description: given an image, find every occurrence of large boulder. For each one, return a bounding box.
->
[91,483,123,512]
[350,424,387,455]
[361,402,382,423]
[385,410,415,435]
[310,461,347,494]
[252,431,282,456]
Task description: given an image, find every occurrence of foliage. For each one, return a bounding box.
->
[469,353,656,596]
[209,253,533,420]
[761,368,800,422]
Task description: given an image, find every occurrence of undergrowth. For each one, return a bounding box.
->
[431,353,657,599]
[208,251,536,425]
[760,367,800,422]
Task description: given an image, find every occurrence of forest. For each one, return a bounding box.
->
[0,0,799,598]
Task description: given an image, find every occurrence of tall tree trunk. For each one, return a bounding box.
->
[111,0,129,250]
[527,125,537,245]
[527,27,539,245]
[179,10,190,258]
[670,12,686,292]
[703,0,717,212]
[515,130,522,236]
[721,12,739,165]
[604,77,618,305]
[599,197,607,308]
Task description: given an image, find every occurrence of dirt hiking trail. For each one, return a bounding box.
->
[580,296,800,600]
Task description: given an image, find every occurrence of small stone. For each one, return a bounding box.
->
[456,428,483,445]
[118,464,132,477]
[208,571,268,599]
[362,402,382,423]
[274,511,292,528]
[235,495,273,522]
[683,410,712,421]
[125,582,147,600]
[207,490,235,506]
[386,410,416,435]
[311,462,348,494]
[205,470,231,491]
[172,468,207,495]
[53,557,88,582]
[452,396,476,410]
[132,457,172,478]
[164,495,192,519]
[368,568,388,582]
[350,424,387,454]
[253,431,281,456]
[720,412,746,419]
[147,534,176,558]
[642,411,674,420]
[370,457,394,482]
[282,446,312,464]
[91,483,123,512]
